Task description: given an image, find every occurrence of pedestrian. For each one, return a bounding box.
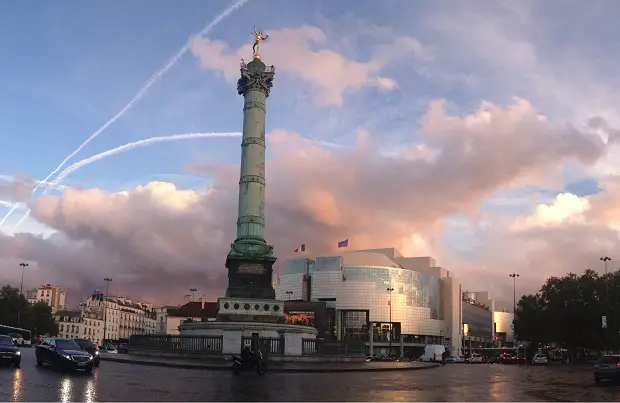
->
[441,350,449,366]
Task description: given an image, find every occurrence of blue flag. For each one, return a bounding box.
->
[337,239,348,248]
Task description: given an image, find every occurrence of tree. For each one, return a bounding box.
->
[0,285,58,336]
[513,269,620,354]
[28,302,58,336]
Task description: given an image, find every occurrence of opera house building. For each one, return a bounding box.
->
[275,248,464,357]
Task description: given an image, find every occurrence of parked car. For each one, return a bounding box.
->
[488,356,502,364]
[454,356,467,363]
[8,333,23,346]
[31,336,43,346]
[74,339,100,367]
[105,346,118,354]
[470,354,484,364]
[0,335,21,368]
[35,338,94,372]
[445,356,456,363]
[594,355,620,384]
[532,354,548,365]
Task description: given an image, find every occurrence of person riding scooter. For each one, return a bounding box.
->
[233,346,267,375]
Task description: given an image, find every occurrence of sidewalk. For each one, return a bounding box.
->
[99,353,439,373]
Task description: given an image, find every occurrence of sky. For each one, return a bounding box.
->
[1,0,620,308]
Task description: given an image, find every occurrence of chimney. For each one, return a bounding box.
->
[201,294,206,310]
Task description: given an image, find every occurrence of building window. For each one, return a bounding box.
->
[340,310,369,342]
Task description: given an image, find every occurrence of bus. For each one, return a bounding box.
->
[0,325,32,346]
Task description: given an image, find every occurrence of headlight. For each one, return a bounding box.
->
[95,351,99,355]
[62,354,72,360]
[15,351,20,356]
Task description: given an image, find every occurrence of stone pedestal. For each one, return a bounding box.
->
[216,297,285,323]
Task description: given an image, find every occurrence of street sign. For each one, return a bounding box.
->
[602,315,608,329]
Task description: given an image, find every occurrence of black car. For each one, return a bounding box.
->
[74,339,100,367]
[0,335,21,367]
[35,338,94,372]
[594,355,620,383]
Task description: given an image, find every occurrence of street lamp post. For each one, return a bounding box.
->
[103,278,112,345]
[600,256,611,355]
[387,287,394,356]
[285,291,293,301]
[189,288,198,302]
[17,262,29,326]
[19,262,28,295]
[509,273,520,347]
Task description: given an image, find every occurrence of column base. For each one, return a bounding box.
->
[225,238,277,300]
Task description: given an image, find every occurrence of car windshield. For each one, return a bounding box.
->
[0,336,14,346]
[74,339,92,349]
[598,356,620,365]
[56,339,80,350]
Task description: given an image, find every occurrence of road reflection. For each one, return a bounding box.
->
[84,373,97,402]
[53,373,98,402]
[59,377,72,403]
[11,368,22,401]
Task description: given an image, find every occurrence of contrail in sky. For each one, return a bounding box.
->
[0,175,70,191]
[10,132,242,232]
[0,0,250,228]
[50,132,242,187]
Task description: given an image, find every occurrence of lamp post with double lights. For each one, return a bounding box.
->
[19,262,28,295]
[285,291,293,301]
[17,262,29,325]
[600,256,611,354]
[509,273,519,347]
[103,278,112,344]
[387,287,394,356]
[189,288,198,302]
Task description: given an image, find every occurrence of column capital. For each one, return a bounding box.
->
[237,57,275,97]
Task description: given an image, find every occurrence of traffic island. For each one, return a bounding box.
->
[99,354,438,373]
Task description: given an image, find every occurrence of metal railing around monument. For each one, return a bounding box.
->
[302,339,367,356]
[241,336,284,357]
[129,335,223,354]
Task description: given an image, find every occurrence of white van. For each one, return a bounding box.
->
[420,344,446,362]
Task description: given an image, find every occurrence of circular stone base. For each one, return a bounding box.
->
[179,321,318,356]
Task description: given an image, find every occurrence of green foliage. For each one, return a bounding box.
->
[0,285,58,336]
[514,269,619,350]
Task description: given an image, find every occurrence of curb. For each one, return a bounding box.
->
[99,356,439,373]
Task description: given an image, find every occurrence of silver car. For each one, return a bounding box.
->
[532,354,548,365]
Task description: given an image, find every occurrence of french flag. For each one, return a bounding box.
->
[337,239,348,248]
[294,244,306,253]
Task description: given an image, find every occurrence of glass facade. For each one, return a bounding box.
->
[276,252,451,340]
[343,266,443,319]
[462,302,493,339]
[341,310,369,341]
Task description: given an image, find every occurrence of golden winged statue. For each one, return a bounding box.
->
[252,26,268,56]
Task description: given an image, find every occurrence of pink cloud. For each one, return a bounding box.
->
[189,25,426,106]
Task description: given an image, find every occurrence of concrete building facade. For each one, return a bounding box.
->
[26,284,67,313]
[83,291,156,342]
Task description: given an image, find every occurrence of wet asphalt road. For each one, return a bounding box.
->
[1,348,620,402]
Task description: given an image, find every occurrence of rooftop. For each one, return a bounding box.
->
[54,310,81,318]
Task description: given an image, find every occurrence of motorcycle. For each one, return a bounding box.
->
[232,348,267,375]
